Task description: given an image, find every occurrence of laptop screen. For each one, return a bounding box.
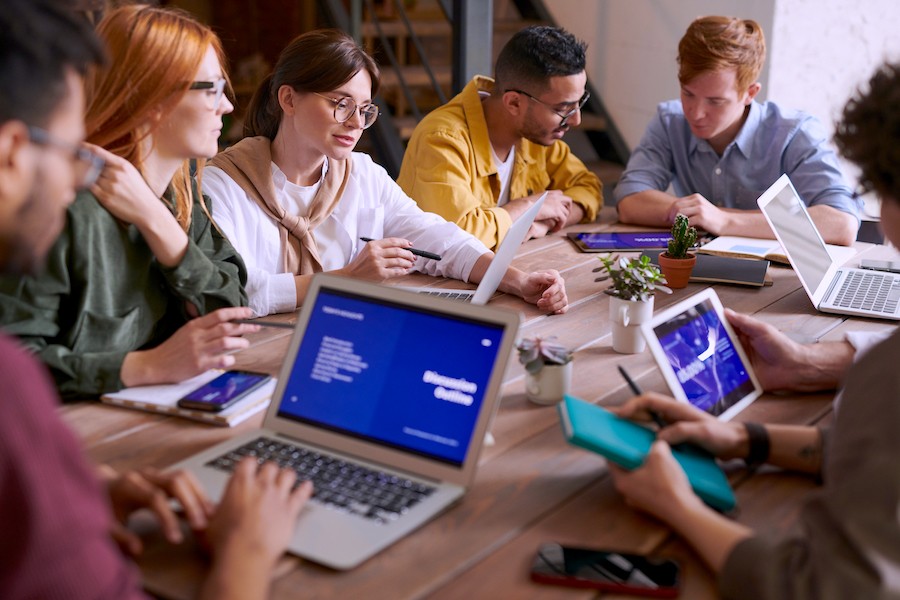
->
[763,182,832,292]
[277,288,505,467]
[650,297,756,417]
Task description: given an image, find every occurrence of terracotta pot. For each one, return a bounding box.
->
[609,295,654,354]
[658,252,697,289]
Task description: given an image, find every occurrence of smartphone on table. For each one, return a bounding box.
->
[176,370,272,412]
[530,543,680,598]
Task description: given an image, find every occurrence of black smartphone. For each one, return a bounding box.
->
[859,259,900,274]
[567,231,673,253]
[530,543,680,598]
[176,370,271,412]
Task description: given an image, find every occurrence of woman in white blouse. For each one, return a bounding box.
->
[204,29,568,316]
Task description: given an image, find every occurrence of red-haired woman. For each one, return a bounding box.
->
[0,4,258,397]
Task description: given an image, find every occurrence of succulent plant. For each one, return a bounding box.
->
[666,214,698,258]
[516,335,573,374]
[593,254,672,302]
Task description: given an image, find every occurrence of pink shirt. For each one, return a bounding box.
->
[0,333,146,599]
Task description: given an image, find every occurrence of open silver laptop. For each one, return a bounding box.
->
[758,173,900,320]
[170,274,520,569]
[405,192,547,304]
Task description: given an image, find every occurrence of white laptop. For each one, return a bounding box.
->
[170,274,520,569]
[641,288,763,420]
[758,174,900,320]
[405,192,547,304]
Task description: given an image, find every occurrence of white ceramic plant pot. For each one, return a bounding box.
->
[609,296,654,354]
[525,361,573,405]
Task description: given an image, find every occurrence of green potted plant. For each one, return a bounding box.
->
[516,335,573,405]
[594,254,671,353]
[657,214,698,288]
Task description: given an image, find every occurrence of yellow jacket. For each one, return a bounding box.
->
[398,76,602,250]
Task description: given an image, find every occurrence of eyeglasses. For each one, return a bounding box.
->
[27,126,105,189]
[314,92,380,129]
[508,89,590,127]
[189,78,228,110]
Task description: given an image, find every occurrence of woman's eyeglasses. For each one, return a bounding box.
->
[314,92,380,129]
[27,126,105,189]
[507,89,590,127]
[189,79,227,110]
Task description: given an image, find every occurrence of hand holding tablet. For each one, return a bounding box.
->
[640,289,762,420]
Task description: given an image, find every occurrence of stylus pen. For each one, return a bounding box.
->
[359,237,442,261]
[232,319,295,330]
[617,365,668,429]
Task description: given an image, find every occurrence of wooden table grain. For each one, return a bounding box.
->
[60,224,896,600]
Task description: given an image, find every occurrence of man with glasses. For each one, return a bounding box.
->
[398,26,602,251]
[615,16,860,246]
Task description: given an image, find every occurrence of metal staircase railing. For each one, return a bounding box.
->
[318,0,628,177]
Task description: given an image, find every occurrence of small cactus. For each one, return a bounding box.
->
[667,214,698,258]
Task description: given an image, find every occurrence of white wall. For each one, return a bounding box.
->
[769,0,900,208]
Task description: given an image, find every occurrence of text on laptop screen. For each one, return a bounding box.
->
[652,298,755,416]
[277,288,505,467]
[765,185,832,290]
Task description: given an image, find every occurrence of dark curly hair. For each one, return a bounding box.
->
[494,25,586,94]
[834,63,900,206]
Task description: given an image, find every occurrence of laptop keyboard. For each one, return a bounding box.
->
[206,437,436,524]
[417,290,472,301]
[833,271,900,314]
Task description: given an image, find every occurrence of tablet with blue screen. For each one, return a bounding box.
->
[640,289,762,420]
[567,231,672,252]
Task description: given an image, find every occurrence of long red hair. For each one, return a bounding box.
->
[86,4,228,230]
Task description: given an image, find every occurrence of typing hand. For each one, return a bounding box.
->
[105,466,215,556]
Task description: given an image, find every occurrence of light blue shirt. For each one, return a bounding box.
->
[614,100,861,222]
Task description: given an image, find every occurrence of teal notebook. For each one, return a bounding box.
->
[558,395,737,513]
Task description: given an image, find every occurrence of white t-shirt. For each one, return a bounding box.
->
[491,145,515,207]
[204,152,487,316]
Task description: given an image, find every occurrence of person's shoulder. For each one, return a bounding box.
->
[756,100,812,125]
[757,100,830,145]
[349,152,392,181]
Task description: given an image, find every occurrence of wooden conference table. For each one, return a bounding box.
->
[61,217,897,600]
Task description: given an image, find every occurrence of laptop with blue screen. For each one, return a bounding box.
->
[402,192,546,304]
[170,274,520,569]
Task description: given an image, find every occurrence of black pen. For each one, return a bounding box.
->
[359,237,442,261]
[233,319,295,330]
[617,365,667,429]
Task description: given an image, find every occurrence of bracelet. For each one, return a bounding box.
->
[743,422,770,469]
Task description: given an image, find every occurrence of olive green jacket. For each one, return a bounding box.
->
[0,187,247,399]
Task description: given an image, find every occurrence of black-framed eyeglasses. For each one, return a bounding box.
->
[508,89,590,127]
[27,126,105,190]
[189,78,227,110]
[314,92,380,129]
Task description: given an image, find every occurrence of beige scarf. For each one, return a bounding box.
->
[210,136,350,274]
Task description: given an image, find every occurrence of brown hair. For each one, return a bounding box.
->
[85,4,227,230]
[245,29,379,140]
[677,16,765,92]
[835,63,900,206]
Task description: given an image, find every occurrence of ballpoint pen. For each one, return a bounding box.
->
[617,365,667,429]
[359,237,442,261]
